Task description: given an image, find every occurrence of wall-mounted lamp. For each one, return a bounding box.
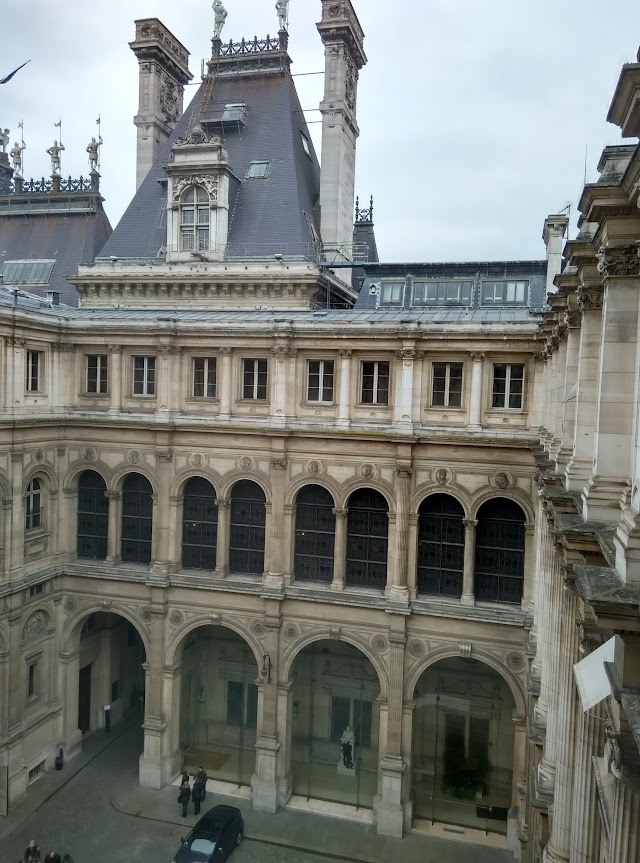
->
[260,654,272,684]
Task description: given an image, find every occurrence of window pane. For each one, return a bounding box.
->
[226,681,244,725]
[492,365,507,408]
[448,363,463,407]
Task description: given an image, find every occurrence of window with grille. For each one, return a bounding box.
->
[229,480,265,575]
[492,363,524,409]
[432,362,463,407]
[361,361,390,405]
[294,484,335,582]
[417,494,465,597]
[121,473,153,564]
[413,280,472,305]
[345,489,388,589]
[481,280,528,304]
[132,356,156,396]
[242,358,268,400]
[192,357,217,399]
[307,360,334,403]
[475,498,525,604]
[86,354,108,394]
[77,470,108,560]
[25,478,43,531]
[180,186,210,252]
[182,476,217,570]
[379,281,404,307]
[25,351,43,392]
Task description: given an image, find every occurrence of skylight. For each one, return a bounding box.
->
[2,260,56,286]
[246,161,271,179]
[301,134,311,157]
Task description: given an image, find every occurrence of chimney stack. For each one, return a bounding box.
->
[543,214,569,295]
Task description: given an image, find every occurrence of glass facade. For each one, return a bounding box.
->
[180,627,257,786]
[77,470,108,560]
[291,640,380,808]
[412,657,514,834]
[294,484,335,582]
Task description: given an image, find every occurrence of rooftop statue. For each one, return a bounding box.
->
[0,128,9,153]
[10,140,25,177]
[47,139,65,176]
[276,0,289,30]
[212,0,227,38]
[86,135,103,172]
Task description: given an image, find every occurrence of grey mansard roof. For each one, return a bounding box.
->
[100,64,321,261]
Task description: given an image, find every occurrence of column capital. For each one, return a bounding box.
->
[463,518,478,529]
[340,349,352,359]
[596,241,640,280]
[107,344,122,354]
[271,458,288,470]
[220,346,233,356]
[396,466,413,478]
[332,507,348,519]
[215,498,231,509]
[105,491,121,502]
[469,351,485,361]
[577,285,603,311]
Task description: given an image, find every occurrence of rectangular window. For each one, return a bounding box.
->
[361,361,390,405]
[28,662,37,698]
[379,281,404,306]
[413,280,472,305]
[29,584,44,597]
[432,362,463,407]
[481,280,528,304]
[192,357,217,399]
[246,160,271,179]
[242,358,268,400]
[307,359,334,403]
[25,351,43,392]
[492,363,525,409]
[132,356,156,396]
[86,354,108,394]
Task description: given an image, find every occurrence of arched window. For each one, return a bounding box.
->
[346,488,388,589]
[77,471,108,560]
[182,477,217,570]
[417,494,465,597]
[180,186,210,252]
[25,478,43,531]
[475,498,525,604]
[121,474,153,564]
[294,485,335,582]
[229,481,265,576]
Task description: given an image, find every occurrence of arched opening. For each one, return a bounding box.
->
[475,498,525,604]
[345,488,388,589]
[25,477,43,531]
[294,484,335,583]
[291,639,380,808]
[182,476,217,570]
[77,470,108,560]
[229,480,265,576]
[411,657,515,834]
[417,494,465,597]
[121,473,153,564]
[179,626,258,787]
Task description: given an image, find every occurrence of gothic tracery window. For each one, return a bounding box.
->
[180,186,210,252]
[294,484,335,582]
[417,494,465,597]
[345,488,388,589]
[475,498,525,604]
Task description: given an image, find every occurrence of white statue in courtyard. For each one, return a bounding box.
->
[337,726,356,775]
[47,139,65,175]
[86,135,103,172]
[0,128,9,153]
[10,140,25,177]
[276,0,289,30]
[212,0,227,38]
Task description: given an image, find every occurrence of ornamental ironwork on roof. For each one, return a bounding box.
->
[355,195,374,224]
[10,175,99,195]
[208,32,291,75]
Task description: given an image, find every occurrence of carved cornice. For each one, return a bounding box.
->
[596,242,640,279]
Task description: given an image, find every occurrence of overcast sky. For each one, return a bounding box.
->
[1,0,639,261]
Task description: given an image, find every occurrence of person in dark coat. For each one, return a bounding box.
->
[24,840,41,862]
[192,777,205,815]
[62,856,74,863]
[181,770,190,786]
[195,765,208,800]
[44,853,61,863]
[178,778,191,817]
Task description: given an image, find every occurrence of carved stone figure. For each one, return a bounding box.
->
[0,128,9,153]
[22,610,48,642]
[212,1,227,38]
[275,0,289,29]
[86,135,103,172]
[10,140,25,176]
[338,726,355,774]
[47,139,65,175]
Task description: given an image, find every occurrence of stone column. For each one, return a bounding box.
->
[156,347,174,414]
[336,349,352,427]
[151,450,174,578]
[105,492,121,564]
[393,348,415,431]
[57,485,76,562]
[282,503,294,586]
[528,352,547,434]
[265,458,287,589]
[388,466,412,605]
[252,617,281,812]
[468,352,484,429]
[162,661,183,783]
[569,699,605,863]
[377,632,406,839]
[461,518,477,605]
[1,496,12,579]
[549,331,567,459]
[270,347,288,427]
[214,499,230,578]
[108,345,122,413]
[60,648,83,760]
[406,514,418,599]
[140,604,171,788]
[276,678,294,807]
[218,347,233,419]
[555,313,581,471]
[9,337,25,414]
[9,451,24,574]
[331,508,347,590]
[609,769,640,863]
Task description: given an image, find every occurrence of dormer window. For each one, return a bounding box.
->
[301,133,311,158]
[180,186,210,252]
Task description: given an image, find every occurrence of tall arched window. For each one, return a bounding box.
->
[77,471,108,560]
[182,477,217,570]
[294,485,335,582]
[417,494,465,597]
[25,478,43,531]
[121,473,153,564]
[475,498,525,604]
[346,488,388,589]
[180,186,210,252]
[229,481,265,576]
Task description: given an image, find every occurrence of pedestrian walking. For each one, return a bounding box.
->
[24,840,41,862]
[181,769,190,784]
[192,777,205,815]
[178,778,191,817]
[196,765,208,799]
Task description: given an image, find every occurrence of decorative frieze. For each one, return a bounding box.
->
[596,242,640,279]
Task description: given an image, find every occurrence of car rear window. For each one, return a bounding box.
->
[187,838,215,855]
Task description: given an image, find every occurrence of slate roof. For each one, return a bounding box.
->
[100,59,321,261]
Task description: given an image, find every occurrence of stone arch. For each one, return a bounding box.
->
[281,629,389,700]
[20,607,52,643]
[110,465,159,496]
[23,463,58,494]
[338,478,395,512]
[63,461,112,491]
[62,603,151,657]
[285,475,340,508]
[166,615,263,670]
[411,486,471,518]
[470,489,533,524]
[170,467,222,499]
[405,644,526,721]
[220,473,271,504]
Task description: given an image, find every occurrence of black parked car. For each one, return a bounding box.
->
[172,805,244,862]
